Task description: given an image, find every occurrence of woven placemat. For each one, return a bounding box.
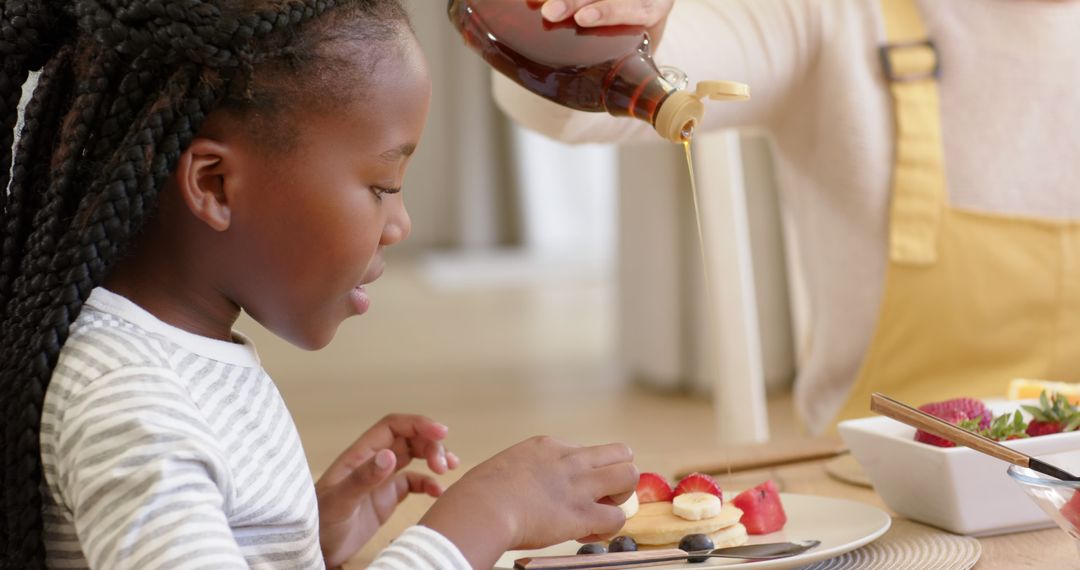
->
[801,518,981,570]
[823,454,873,489]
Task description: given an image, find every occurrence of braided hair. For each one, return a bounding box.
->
[0,1,409,566]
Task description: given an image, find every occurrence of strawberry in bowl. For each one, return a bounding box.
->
[913,392,1080,448]
[840,393,1080,535]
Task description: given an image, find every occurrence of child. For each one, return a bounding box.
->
[0,1,639,569]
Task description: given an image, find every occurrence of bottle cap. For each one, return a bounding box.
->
[694,80,751,101]
[654,80,751,142]
[654,90,705,142]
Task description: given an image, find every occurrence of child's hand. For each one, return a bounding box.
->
[419,436,638,569]
[315,414,460,568]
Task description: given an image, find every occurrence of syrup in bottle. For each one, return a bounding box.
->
[448,0,748,142]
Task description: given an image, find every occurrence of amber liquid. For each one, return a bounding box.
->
[448,0,678,123]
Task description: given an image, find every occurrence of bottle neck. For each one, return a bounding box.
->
[601,48,679,123]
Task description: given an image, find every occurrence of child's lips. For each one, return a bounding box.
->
[361,263,384,285]
[350,285,371,315]
[351,262,383,314]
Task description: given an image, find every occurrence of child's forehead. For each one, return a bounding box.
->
[226,28,428,155]
[255,46,429,160]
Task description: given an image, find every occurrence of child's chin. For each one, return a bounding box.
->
[280,323,339,351]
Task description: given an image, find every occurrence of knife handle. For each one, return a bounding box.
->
[514,549,688,569]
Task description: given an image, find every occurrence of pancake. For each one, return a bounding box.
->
[617,501,746,546]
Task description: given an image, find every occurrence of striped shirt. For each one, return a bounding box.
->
[40,288,470,570]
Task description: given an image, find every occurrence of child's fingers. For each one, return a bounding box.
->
[575,503,627,543]
[321,449,397,520]
[586,462,640,504]
[372,414,449,449]
[346,414,448,458]
[421,442,450,475]
[393,470,446,502]
[328,414,449,477]
[376,414,450,470]
[574,442,634,468]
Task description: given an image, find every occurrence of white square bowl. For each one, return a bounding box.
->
[838,402,1080,536]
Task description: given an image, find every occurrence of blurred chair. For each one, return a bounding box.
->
[616,130,798,444]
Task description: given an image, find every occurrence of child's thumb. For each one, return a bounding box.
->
[339,449,397,503]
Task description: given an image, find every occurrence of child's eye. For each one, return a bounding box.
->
[371,186,401,200]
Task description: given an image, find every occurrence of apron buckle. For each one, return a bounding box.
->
[879,39,941,83]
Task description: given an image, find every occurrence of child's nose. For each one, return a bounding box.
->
[381,201,411,246]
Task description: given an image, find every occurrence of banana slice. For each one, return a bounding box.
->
[618,491,640,518]
[672,492,722,521]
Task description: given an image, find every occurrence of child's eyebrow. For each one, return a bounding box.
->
[378,143,416,162]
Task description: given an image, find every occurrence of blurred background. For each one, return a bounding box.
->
[238,3,807,475]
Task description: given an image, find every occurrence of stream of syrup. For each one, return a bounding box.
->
[683,140,722,399]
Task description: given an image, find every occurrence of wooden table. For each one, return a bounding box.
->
[345,440,1077,568]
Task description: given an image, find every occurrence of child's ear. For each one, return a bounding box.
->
[174,137,233,231]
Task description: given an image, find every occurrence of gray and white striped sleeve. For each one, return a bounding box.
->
[55,366,248,569]
[366,526,472,570]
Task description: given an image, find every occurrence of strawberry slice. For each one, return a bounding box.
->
[673,472,723,500]
[635,472,674,503]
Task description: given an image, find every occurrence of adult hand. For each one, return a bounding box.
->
[536,0,675,45]
[315,414,460,568]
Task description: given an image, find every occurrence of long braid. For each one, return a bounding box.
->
[0,45,75,309]
[0,1,416,566]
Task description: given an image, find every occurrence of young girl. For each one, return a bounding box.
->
[0,1,638,569]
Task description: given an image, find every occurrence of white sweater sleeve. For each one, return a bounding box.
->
[492,0,824,144]
[364,526,472,570]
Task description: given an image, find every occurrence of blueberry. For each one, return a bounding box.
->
[678,534,715,563]
[576,543,607,555]
[608,535,638,553]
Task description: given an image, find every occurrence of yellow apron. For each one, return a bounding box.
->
[833,0,1080,425]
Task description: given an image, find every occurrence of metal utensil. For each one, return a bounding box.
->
[870,392,1080,481]
[513,540,821,569]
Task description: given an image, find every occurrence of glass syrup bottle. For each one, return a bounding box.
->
[448,0,748,141]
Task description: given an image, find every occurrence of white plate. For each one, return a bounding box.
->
[494,494,891,569]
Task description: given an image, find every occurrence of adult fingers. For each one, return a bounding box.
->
[540,0,672,28]
[575,0,673,28]
[538,0,603,22]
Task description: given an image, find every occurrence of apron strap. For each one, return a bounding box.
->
[879,0,947,265]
